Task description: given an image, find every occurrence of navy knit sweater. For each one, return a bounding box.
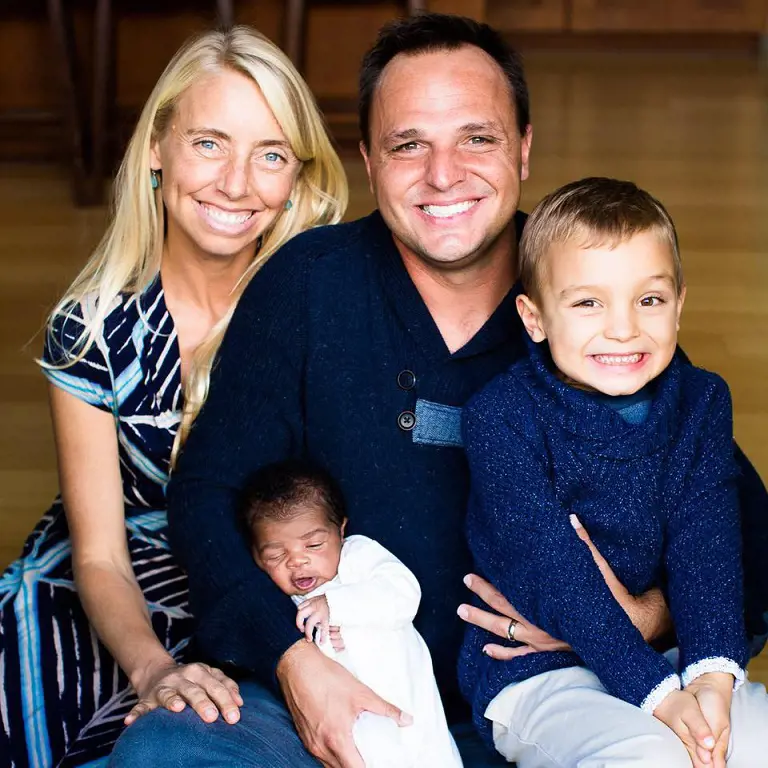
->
[167,209,768,727]
[168,210,527,721]
[460,341,750,740]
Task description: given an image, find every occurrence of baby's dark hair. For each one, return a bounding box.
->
[239,458,346,540]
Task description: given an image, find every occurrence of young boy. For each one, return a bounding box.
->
[239,459,462,768]
[459,178,768,768]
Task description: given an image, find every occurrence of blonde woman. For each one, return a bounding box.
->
[0,26,347,767]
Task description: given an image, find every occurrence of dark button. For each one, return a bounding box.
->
[397,369,416,390]
[397,410,416,431]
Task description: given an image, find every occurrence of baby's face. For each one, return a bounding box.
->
[252,504,345,596]
[518,230,685,396]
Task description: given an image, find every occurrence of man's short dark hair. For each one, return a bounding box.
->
[359,12,530,148]
[239,458,347,540]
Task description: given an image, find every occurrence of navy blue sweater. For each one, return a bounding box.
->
[168,210,527,721]
[168,209,768,725]
[460,341,750,739]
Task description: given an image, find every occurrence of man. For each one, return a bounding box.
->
[111,13,768,768]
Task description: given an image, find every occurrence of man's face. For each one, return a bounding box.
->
[361,45,532,272]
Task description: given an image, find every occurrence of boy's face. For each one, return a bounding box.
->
[517,230,685,396]
[252,504,346,596]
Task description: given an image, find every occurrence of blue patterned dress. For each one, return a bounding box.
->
[0,278,193,767]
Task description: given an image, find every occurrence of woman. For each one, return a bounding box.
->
[0,25,347,767]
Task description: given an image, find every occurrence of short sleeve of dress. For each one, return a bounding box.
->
[41,300,115,413]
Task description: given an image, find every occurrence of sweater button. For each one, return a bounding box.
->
[397,370,416,390]
[397,410,416,431]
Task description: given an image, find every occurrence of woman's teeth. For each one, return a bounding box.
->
[201,203,253,224]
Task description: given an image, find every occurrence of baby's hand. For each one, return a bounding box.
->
[296,595,331,644]
[329,625,345,653]
[654,689,716,768]
[685,673,734,768]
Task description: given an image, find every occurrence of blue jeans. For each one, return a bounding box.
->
[109,679,507,767]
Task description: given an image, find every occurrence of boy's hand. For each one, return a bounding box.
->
[685,673,734,768]
[654,689,717,768]
[296,595,331,644]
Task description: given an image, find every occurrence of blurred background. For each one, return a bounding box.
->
[1,1,767,682]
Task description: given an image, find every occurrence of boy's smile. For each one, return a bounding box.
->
[517,230,686,396]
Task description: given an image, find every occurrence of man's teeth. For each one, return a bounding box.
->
[421,200,477,218]
[201,203,252,224]
[594,353,643,365]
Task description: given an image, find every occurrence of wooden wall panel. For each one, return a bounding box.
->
[571,0,767,32]
[428,0,487,19]
[673,0,767,32]
[571,1,679,32]
[489,0,568,31]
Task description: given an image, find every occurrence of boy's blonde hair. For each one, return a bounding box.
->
[519,177,683,302]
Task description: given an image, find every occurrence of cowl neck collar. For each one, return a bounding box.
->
[524,337,682,459]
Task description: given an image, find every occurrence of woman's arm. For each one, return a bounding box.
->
[49,384,241,724]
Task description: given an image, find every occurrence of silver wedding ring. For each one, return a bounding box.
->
[506,618,519,642]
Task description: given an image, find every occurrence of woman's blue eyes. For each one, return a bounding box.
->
[194,141,286,164]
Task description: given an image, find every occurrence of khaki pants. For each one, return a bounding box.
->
[488,651,768,768]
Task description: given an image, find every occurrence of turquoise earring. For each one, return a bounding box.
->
[285,199,293,211]
[151,170,160,190]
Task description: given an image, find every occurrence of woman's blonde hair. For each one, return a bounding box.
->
[41,25,348,461]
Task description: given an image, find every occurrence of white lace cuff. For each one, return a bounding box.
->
[641,673,681,713]
[681,657,746,691]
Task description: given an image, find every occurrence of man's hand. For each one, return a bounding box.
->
[458,519,672,659]
[458,574,571,660]
[297,595,331,644]
[685,673,734,768]
[570,515,672,643]
[277,641,412,768]
[654,689,718,768]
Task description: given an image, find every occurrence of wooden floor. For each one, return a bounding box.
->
[1,51,767,684]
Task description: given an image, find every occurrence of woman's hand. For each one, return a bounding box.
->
[125,660,243,726]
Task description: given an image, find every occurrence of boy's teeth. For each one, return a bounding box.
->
[421,200,476,218]
[594,353,643,365]
[202,203,252,224]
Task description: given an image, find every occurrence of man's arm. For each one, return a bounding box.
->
[167,240,310,684]
[324,537,421,629]
[464,396,680,713]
